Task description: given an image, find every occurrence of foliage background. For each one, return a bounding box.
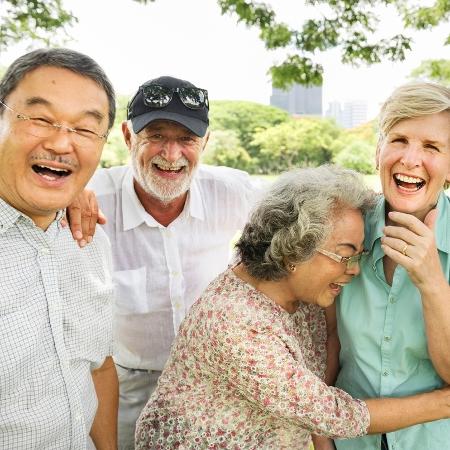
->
[101,98,379,174]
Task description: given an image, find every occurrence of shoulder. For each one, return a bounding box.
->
[186,269,286,335]
[87,165,130,196]
[194,164,266,201]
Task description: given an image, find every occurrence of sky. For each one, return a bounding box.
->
[1,0,449,120]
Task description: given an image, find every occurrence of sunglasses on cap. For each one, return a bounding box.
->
[140,84,209,110]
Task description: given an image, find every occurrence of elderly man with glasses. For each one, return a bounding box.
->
[0,49,118,449]
[70,75,263,449]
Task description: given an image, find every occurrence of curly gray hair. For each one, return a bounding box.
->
[235,165,377,281]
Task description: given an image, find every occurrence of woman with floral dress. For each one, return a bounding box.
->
[136,165,450,450]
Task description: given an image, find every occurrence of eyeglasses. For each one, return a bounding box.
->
[0,100,108,147]
[317,248,367,270]
[140,84,209,110]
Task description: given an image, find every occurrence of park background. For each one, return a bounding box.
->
[0,2,449,448]
[1,0,449,192]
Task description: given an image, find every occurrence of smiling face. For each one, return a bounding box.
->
[0,66,109,229]
[376,112,450,221]
[286,207,365,308]
[124,119,207,204]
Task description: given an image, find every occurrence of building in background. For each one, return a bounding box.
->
[270,84,322,116]
[325,100,368,128]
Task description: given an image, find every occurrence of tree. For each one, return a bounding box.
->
[251,117,342,173]
[210,100,289,155]
[334,140,376,174]
[332,120,377,174]
[3,1,448,89]
[410,59,450,86]
[202,129,254,172]
[0,0,76,50]
[100,95,130,168]
[215,0,450,88]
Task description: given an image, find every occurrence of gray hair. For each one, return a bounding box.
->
[236,165,377,281]
[0,48,116,130]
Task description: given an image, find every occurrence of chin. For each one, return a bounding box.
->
[316,296,335,308]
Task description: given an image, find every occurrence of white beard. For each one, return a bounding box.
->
[131,152,196,203]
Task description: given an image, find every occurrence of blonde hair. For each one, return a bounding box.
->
[378,81,450,189]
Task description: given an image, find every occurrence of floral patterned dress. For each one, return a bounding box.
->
[136,269,369,449]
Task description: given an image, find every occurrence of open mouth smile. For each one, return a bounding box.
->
[32,164,72,181]
[393,173,426,192]
[153,162,186,174]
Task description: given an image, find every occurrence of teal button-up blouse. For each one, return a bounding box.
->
[335,192,450,450]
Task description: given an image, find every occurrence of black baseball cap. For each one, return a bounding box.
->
[127,76,209,137]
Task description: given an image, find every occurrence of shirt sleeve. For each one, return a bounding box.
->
[221,326,370,439]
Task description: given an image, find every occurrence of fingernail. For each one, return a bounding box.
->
[79,239,86,248]
[87,236,93,244]
[74,231,83,240]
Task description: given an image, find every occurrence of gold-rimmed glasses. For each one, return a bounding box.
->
[317,248,367,270]
[0,100,108,147]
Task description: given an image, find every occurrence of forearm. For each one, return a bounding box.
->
[365,389,450,433]
[90,356,119,450]
[311,306,339,448]
[324,305,340,386]
[421,281,450,382]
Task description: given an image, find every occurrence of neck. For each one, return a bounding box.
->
[233,263,299,313]
[133,180,187,227]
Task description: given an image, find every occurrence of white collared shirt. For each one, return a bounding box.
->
[88,164,264,370]
[0,199,113,449]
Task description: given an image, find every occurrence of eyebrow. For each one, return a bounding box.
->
[389,131,445,147]
[25,96,106,124]
[336,243,359,252]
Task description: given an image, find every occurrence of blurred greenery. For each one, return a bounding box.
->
[410,59,450,86]
[100,97,380,175]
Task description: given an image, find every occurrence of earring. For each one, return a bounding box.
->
[288,263,296,272]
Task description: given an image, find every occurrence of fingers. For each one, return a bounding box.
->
[387,210,436,234]
[98,209,107,225]
[66,189,102,248]
[86,193,99,242]
[66,199,84,243]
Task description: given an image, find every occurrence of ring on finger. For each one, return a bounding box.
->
[401,243,408,256]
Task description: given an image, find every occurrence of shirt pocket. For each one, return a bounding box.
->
[113,267,149,314]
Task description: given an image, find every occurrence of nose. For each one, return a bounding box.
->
[400,143,422,169]
[42,127,75,154]
[160,139,183,163]
[346,261,360,276]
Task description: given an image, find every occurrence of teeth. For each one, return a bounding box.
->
[155,164,183,171]
[395,174,423,184]
[38,164,69,173]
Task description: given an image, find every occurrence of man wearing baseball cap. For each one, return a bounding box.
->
[85,75,262,449]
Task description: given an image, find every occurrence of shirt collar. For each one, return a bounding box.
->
[121,167,205,231]
[0,198,64,234]
[365,192,450,254]
[0,198,22,233]
[434,192,450,254]
[365,194,386,253]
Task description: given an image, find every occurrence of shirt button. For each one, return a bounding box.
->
[389,296,395,303]
[384,336,391,342]
[383,370,389,376]
[172,271,179,277]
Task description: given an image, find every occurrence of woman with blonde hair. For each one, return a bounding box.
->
[336,81,450,450]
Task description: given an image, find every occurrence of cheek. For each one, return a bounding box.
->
[185,147,202,166]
